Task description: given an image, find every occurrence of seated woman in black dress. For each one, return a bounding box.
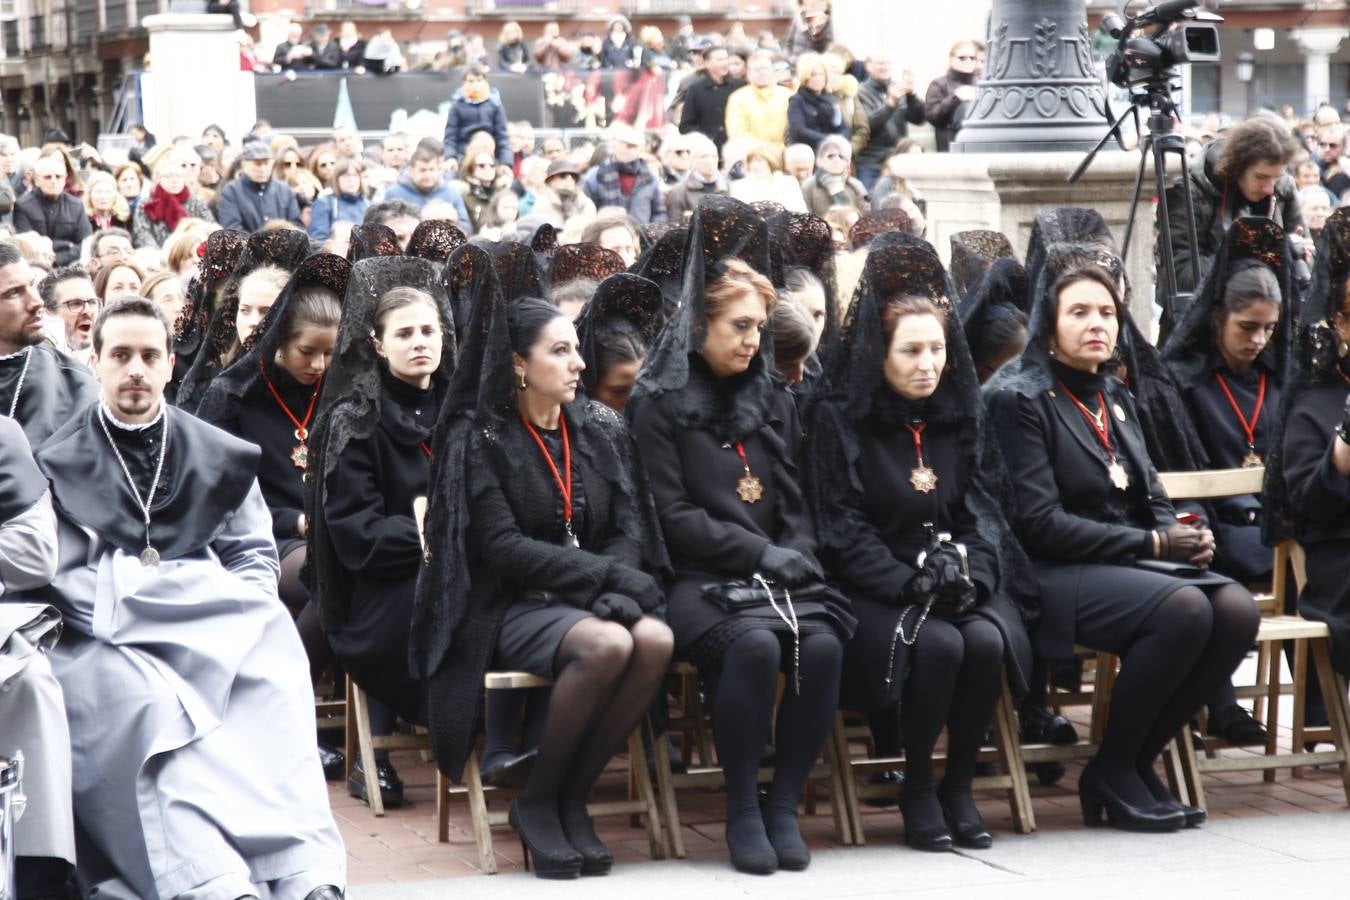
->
[306,256,455,807]
[987,263,1260,832]
[196,255,349,686]
[1269,206,1350,726]
[628,197,853,875]
[806,233,1032,851]
[412,285,673,879]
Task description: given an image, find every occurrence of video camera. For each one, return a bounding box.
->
[1102,0,1221,90]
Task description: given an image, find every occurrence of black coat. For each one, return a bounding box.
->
[678,74,746,150]
[856,78,925,169]
[786,87,848,151]
[12,190,91,265]
[1179,356,1281,579]
[922,70,975,152]
[218,175,302,234]
[629,378,847,651]
[323,372,435,721]
[989,368,1180,655]
[1281,381,1350,673]
[202,367,317,543]
[0,344,99,449]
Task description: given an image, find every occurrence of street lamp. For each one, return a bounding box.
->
[1236,50,1255,114]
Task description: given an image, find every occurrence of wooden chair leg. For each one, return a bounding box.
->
[831,713,865,845]
[437,770,451,843]
[344,675,357,782]
[1264,637,1284,784]
[994,678,1035,833]
[648,720,686,859]
[351,682,385,816]
[1090,652,1116,745]
[1293,638,1309,778]
[1253,640,1272,723]
[1310,640,1350,803]
[627,726,667,860]
[685,672,713,766]
[821,719,853,846]
[463,751,497,875]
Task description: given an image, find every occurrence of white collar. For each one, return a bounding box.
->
[100,398,167,432]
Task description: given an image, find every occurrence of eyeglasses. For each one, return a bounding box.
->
[281,160,302,168]
[1320,141,1343,149]
[60,298,99,314]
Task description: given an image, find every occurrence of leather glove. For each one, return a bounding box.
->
[899,565,937,606]
[757,544,820,586]
[591,592,643,627]
[1339,393,1350,445]
[602,565,662,612]
[1155,524,1213,564]
[926,545,978,615]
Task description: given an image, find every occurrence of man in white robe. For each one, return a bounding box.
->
[30,297,346,900]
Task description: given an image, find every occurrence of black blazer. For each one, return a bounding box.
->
[990,377,1177,564]
[1282,382,1350,545]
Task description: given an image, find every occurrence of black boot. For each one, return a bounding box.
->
[347,756,404,809]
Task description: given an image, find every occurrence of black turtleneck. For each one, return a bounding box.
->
[378,366,438,445]
[101,406,168,508]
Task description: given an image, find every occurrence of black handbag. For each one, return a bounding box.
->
[701,575,826,693]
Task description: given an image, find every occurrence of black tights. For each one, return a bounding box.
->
[1079,584,1259,807]
[514,616,673,855]
[900,618,1003,829]
[712,630,843,863]
[279,545,333,683]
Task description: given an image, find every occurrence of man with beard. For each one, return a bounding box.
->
[924,40,980,152]
[39,265,99,366]
[31,296,347,899]
[0,242,99,447]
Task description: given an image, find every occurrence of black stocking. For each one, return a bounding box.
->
[1136,585,1258,791]
[939,620,1004,823]
[1078,587,1213,808]
[279,545,333,682]
[763,632,844,861]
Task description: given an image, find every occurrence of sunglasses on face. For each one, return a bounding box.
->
[281,160,301,168]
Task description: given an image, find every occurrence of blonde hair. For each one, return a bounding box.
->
[745,143,783,173]
[499,20,523,44]
[83,170,131,222]
[795,52,828,87]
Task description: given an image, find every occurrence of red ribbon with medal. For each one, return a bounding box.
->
[520,412,580,548]
[1057,381,1130,491]
[904,422,938,493]
[733,441,764,504]
[1214,370,1267,468]
[261,358,321,470]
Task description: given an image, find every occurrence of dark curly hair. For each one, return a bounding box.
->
[1214,117,1299,184]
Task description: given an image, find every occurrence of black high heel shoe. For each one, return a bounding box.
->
[938,782,992,850]
[481,749,539,789]
[561,810,614,876]
[900,785,953,852]
[1138,766,1205,828]
[508,799,583,879]
[1078,764,1185,832]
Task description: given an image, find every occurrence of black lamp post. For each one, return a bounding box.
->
[952,0,1107,153]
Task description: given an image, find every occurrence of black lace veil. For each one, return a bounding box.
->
[175,229,313,412]
[484,240,546,303]
[950,229,1016,299]
[194,252,352,425]
[550,242,627,289]
[442,243,496,343]
[346,224,402,262]
[407,220,467,264]
[630,223,689,319]
[306,255,456,631]
[575,272,664,397]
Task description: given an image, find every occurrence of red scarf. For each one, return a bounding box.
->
[142,183,190,231]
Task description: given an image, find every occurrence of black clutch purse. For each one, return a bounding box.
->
[701,578,830,613]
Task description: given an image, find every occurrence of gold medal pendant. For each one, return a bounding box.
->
[1108,459,1130,492]
[290,443,309,470]
[737,472,764,504]
[910,465,939,494]
[1242,447,1263,468]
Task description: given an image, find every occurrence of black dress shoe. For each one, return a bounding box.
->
[1020,705,1079,745]
[1139,767,1206,829]
[863,769,904,807]
[510,799,583,879]
[481,749,539,789]
[1031,760,1066,786]
[347,757,404,809]
[561,810,614,876]
[939,782,993,849]
[1206,704,1268,746]
[1078,764,1184,832]
[317,742,345,782]
[303,887,344,900]
[900,785,953,852]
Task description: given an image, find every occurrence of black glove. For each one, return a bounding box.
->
[899,565,937,606]
[1338,393,1350,445]
[929,546,977,617]
[1154,525,1210,563]
[602,565,662,612]
[757,544,820,586]
[591,592,643,627]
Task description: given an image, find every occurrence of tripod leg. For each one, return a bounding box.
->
[1175,147,1203,294]
[1120,110,1149,263]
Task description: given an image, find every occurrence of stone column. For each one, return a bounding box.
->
[140,14,256,143]
[1292,28,1349,114]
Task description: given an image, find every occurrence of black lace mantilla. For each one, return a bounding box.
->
[950,229,1016,299]
[576,272,663,397]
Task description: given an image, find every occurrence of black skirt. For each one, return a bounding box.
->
[329,575,425,724]
[1033,560,1234,660]
[494,596,594,678]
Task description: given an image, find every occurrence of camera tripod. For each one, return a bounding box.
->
[1069,79,1202,343]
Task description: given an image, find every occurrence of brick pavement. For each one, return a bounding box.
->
[331,691,1349,885]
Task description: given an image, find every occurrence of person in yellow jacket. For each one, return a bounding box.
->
[725,50,793,152]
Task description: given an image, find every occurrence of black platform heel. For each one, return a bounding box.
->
[508,799,583,879]
[561,810,615,876]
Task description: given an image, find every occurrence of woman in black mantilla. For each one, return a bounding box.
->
[1266,206,1350,725]
[628,196,853,875]
[575,271,663,413]
[412,282,673,880]
[805,233,1032,851]
[195,254,350,785]
[986,264,1260,833]
[169,228,247,403]
[960,256,1029,384]
[306,255,453,808]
